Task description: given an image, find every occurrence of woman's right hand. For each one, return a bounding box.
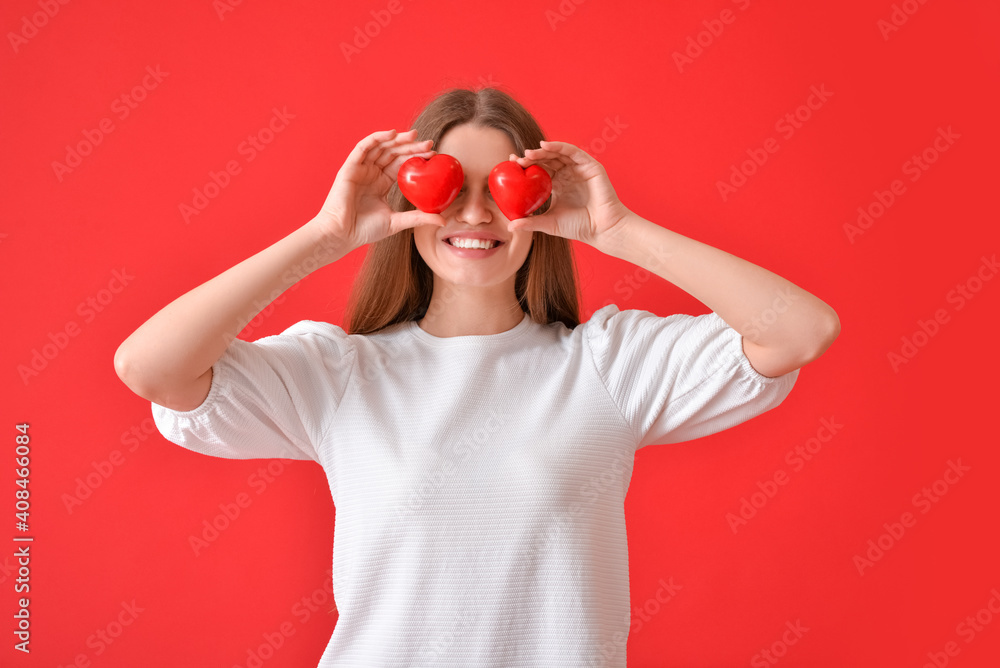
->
[313,129,446,251]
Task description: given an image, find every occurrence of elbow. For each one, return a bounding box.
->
[114,340,211,412]
[114,340,154,401]
[823,309,841,347]
[114,341,140,395]
[806,309,841,362]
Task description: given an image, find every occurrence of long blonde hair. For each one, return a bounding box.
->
[345,87,581,335]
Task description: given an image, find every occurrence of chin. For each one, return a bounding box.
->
[450,251,529,285]
[432,264,520,290]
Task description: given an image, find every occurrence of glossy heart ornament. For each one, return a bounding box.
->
[397,154,464,214]
[488,161,552,221]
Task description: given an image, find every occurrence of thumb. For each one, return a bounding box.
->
[508,212,554,236]
[391,209,446,234]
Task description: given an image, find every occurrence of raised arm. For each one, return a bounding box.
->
[506,140,840,378]
[114,129,445,411]
[591,215,839,378]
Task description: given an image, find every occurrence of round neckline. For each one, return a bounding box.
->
[406,311,533,345]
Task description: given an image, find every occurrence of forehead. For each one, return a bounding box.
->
[438,124,516,177]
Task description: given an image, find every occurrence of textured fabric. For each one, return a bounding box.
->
[151,304,799,667]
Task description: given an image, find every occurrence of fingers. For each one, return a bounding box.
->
[529,140,593,168]
[350,129,400,165]
[540,140,588,160]
[368,129,416,167]
[377,137,434,171]
[509,153,558,179]
[510,142,584,176]
[351,129,426,169]
[504,141,586,176]
[525,148,576,170]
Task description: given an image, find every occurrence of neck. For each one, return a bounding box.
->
[418,279,525,337]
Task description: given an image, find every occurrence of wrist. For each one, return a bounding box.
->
[305,213,358,256]
[592,208,641,259]
[594,212,676,277]
[296,216,354,268]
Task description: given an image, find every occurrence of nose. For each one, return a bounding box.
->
[454,187,493,226]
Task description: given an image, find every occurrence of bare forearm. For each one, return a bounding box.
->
[596,212,840,360]
[115,217,349,408]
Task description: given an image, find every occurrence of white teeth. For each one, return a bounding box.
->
[449,237,498,249]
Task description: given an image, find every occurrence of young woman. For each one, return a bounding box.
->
[115,88,839,667]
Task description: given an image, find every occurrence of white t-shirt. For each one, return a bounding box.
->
[151,304,799,667]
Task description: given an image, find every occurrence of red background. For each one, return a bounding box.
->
[3,0,999,666]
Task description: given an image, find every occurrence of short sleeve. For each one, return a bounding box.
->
[584,305,799,450]
[151,320,356,462]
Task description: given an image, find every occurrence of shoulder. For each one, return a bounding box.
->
[257,320,354,347]
[267,318,418,357]
[276,319,349,338]
[578,304,723,338]
[239,320,360,363]
[577,304,735,366]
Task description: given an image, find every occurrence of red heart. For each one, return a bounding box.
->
[488,161,552,221]
[397,154,464,214]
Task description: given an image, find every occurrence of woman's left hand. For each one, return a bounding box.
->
[506,140,632,250]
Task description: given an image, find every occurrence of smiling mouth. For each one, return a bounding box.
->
[446,238,502,249]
